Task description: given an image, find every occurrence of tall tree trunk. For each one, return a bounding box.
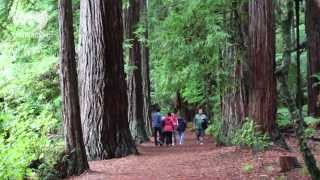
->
[248,0,287,147]
[124,0,149,143]
[221,2,249,145]
[140,0,153,137]
[248,0,277,133]
[306,0,320,117]
[78,0,137,160]
[58,0,89,175]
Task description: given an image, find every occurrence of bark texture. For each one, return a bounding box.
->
[58,0,89,175]
[124,0,149,143]
[221,2,249,145]
[248,0,277,133]
[306,0,320,117]
[79,0,137,160]
[248,0,287,148]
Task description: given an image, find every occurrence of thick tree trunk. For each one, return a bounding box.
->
[78,0,137,160]
[306,0,320,117]
[248,0,277,133]
[140,0,153,137]
[221,2,249,145]
[58,0,89,175]
[248,0,287,147]
[124,0,149,143]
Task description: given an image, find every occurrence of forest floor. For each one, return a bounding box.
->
[70,130,320,180]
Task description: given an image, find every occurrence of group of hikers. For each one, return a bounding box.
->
[151,107,208,146]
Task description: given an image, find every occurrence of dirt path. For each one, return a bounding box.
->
[71,130,316,180]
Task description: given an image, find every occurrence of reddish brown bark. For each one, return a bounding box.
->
[248,0,277,134]
[306,0,320,117]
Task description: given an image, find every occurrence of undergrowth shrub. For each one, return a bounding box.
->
[206,118,270,150]
[231,119,270,150]
[0,66,64,179]
[277,108,292,129]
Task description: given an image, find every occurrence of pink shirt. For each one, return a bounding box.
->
[163,116,174,132]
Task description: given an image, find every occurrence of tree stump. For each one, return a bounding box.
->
[279,156,301,172]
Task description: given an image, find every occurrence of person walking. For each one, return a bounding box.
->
[176,115,187,145]
[151,107,163,146]
[194,108,207,145]
[163,113,175,146]
[171,112,178,146]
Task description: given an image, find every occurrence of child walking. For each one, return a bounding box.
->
[176,116,187,145]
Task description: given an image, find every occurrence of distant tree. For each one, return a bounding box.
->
[78,0,137,160]
[140,0,153,137]
[124,0,149,143]
[58,0,88,175]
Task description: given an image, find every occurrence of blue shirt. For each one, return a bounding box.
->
[151,112,162,128]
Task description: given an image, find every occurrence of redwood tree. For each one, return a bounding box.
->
[221,2,249,145]
[306,0,320,117]
[248,0,277,134]
[78,0,137,160]
[58,0,88,175]
[124,0,149,143]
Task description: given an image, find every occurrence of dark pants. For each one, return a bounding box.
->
[153,127,163,145]
[196,129,204,142]
[163,131,173,146]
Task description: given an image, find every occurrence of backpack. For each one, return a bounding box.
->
[202,118,208,130]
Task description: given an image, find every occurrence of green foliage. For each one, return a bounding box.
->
[231,119,270,151]
[277,108,292,129]
[205,118,222,140]
[0,65,63,179]
[149,0,228,109]
[302,116,320,139]
[311,73,320,88]
[0,0,63,178]
[242,163,254,173]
